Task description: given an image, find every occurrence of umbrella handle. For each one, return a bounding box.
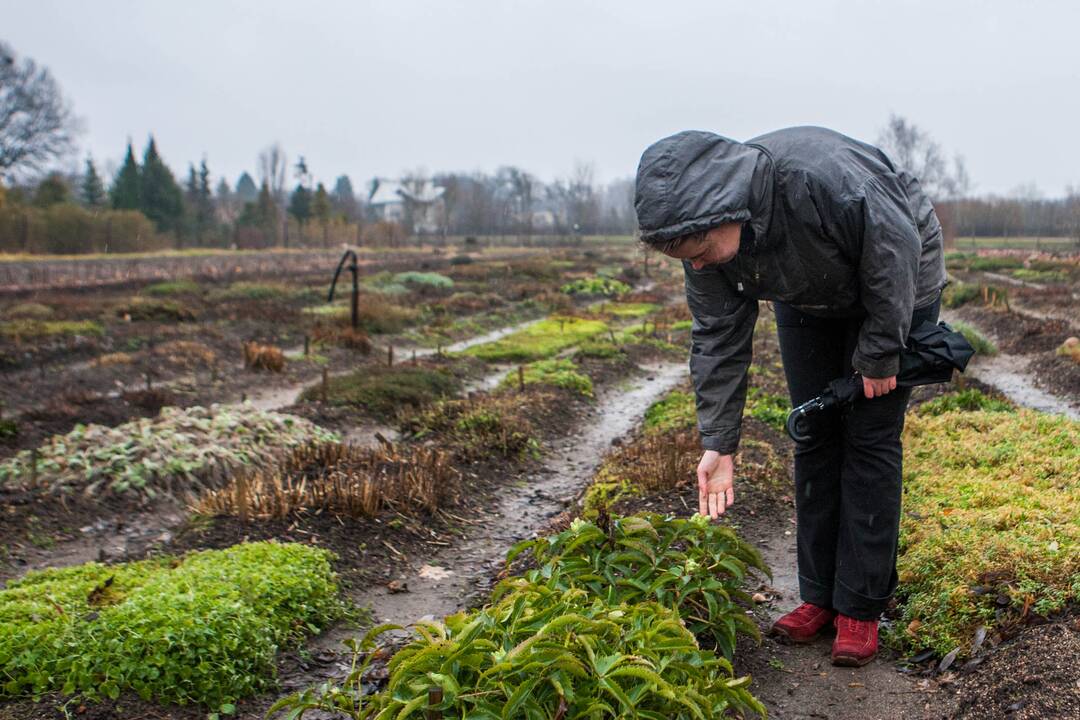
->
[786,397,826,443]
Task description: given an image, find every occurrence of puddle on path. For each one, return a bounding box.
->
[943,309,1080,419]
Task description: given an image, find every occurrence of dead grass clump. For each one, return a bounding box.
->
[196,441,459,519]
[532,290,574,313]
[243,341,285,372]
[95,352,134,367]
[437,292,506,313]
[1057,337,1080,365]
[583,428,699,516]
[154,340,216,368]
[311,324,373,352]
[401,392,543,461]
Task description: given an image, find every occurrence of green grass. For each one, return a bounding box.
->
[0,319,104,339]
[1011,268,1068,284]
[499,358,593,396]
[4,302,52,320]
[393,271,453,289]
[897,410,1080,657]
[0,542,346,708]
[951,320,998,356]
[303,365,460,418]
[463,316,609,362]
[954,237,1079,252]
[916,388,1014,416]
[208,281,314,302]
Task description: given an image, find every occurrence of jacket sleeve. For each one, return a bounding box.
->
[684,262,758,454]
[851,175,921,378]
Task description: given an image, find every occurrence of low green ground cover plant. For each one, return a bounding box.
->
[0,319,103,340]
[916,388,1014,416]
[116,297,197,322]
[969,255,1025,272]
[643,390,696,435]
[0,542,345,709]
[942,281,981,308]
[560,276,630,298]
[596,301,657,318]
[4,302,53,319]
[896,409,1080,657]
[951,320,997,356]
[0,405,338,496]
[500,358,593,396]
[303,365,460,419]
[744,387,790,432]
[463,316,608,362]
[1011,268,1068,283]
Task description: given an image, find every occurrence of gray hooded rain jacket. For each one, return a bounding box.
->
[635,126,947,454]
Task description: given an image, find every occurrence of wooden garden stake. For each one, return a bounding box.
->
[145,372,152,391]
[426,688,443,719]
[30,447,38,487]
[321,367,329,403]
[388,344,394,367]
[412,350,417,366]
[518,365,525,391]
[304,335,310,356]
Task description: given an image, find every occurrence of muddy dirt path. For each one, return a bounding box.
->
[943,309,1080,419]
[741,522,945,719]
[357,360,687,628]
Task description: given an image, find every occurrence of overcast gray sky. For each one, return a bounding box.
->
[6,0,1080,196]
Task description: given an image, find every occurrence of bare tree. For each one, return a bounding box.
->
[257,143,287,245]
[876,114,953,198]
[0,41,79,180]
[257,143,288,203]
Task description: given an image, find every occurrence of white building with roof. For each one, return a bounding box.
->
[367,178,445,233]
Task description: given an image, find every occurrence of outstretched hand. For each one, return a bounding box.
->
[862,375,897,399]
[697,450,734,520]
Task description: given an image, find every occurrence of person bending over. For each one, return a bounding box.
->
[634,126,946,667]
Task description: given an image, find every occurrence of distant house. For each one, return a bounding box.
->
[367,178,445,234]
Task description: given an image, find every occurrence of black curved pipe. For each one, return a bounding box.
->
[327,249,359,330]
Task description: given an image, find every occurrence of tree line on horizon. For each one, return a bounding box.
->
[2,39,1078,255]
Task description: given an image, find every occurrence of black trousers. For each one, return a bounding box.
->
[773,298,940,620]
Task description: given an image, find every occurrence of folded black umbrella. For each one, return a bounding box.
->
[785,320,976,442]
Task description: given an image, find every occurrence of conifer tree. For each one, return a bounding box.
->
[288,183,312,225]
[81,157,106,208]
[110,142,141,210]
[140,136,184,233]
[235,172,257,204]
[313,182,331,224]
[33,173,69,207]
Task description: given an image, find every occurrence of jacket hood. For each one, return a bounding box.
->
[634,130,773,245]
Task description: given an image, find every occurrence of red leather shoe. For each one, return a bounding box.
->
[832,614,879,666]
[769,603,837,643]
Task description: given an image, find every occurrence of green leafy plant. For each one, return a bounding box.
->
[508,513,768,658]
[744,387,790,432]
[0,319,104,339]
[0,542,346,708]
[0,405,338,496]
[142,280,202,296]
[644,390,696,435]
[942,282,981,308]
[116,297,197,322]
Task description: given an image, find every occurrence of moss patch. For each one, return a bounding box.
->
[463,316,608,362]
[896,410,1080,657]
[0,319,104,339]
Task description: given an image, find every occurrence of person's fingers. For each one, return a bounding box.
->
[697,467,708,516]
[708,491,718,519]
[726,485,735,508]
[889,376,897,391]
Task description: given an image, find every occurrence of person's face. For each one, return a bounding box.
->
[663,223,742,270]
